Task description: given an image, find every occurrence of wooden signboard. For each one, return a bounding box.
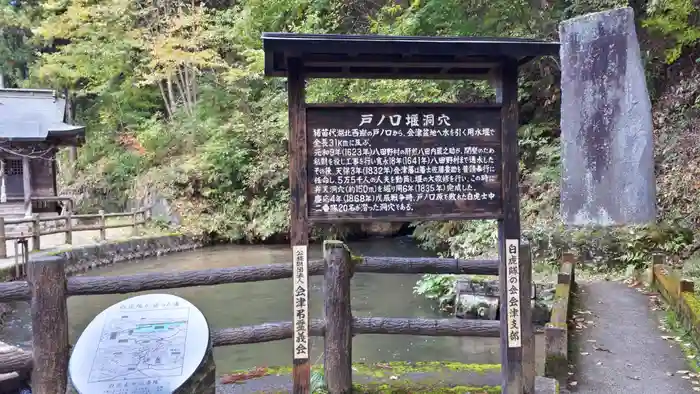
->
[262,32,560,394]
[306,104,503,222]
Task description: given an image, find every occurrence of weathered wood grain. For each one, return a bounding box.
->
[0,257,498,302]
[352,317,500,337]
[287,56,311,394]
[324,242,352,393]
[1,316,502,374]
[497,57,524,394]
[0,342,31,374]
[28,255,69,394]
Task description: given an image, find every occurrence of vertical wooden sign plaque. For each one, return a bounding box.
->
[287,57,311,393]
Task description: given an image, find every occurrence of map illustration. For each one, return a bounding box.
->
[88,307,191,383]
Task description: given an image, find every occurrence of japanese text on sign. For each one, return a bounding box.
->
[307,106,502,221]
[358,113,454,127]
[292,245,309,359]
[505,239,522,348]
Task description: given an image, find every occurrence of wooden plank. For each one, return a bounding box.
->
[0,257,500,302]
[497,57,524,394]
[0,341,32,374]
[0,316,502,374]
[323,241,352,393]
[21,157,30,217]
[306,105,502,222]
[28,255,69,394]
[306,103,502,109]
[287,56,310,394]
[520,242,535,393]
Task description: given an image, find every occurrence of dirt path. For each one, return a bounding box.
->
[569,281,697,393]
[0,224,139,271]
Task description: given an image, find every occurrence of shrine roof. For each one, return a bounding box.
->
[262,33,560,79]
[0,88,85,145]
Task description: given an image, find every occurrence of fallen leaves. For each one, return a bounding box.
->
[220,366,269,384]
[592,344,612,353]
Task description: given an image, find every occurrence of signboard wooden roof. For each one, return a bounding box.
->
[262,33,560,79]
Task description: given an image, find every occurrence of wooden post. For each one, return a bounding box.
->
[561,253,576,284]
[13,240,19,278]
[28,254,69,394]
[64,207,72,245]
[131,208,138,236]
[22,156,31,217]
[98,210,106,241]
[520,242,535,393]
[0,216,6,258]
[68,146,77,163]
[650,253,664,286]
[288,56,311,394]
[680,279,695,296]
[323,241,353,393]
[497,58,524,394]
[21,239,28,277]
[0,159,6,203]
[31,214,40,251]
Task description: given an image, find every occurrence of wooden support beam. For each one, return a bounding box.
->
[21,157,31,217]
[2,316,501,375]
[520,242,535,393]
[0,256,500,302]
[497,57,525,394]
[0,159,6,203]
[28,255,69,394]
[287,56,310,394]
[323,241,353,394]
[0,217,6,258]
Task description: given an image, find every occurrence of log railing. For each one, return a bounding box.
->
[0,241,533,394]
[0,203,153,258]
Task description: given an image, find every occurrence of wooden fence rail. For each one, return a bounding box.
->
[0,242,530,394]
[0,256,499,302]
[0,205,152,258]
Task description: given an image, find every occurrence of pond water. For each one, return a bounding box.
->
[0,237,544,374]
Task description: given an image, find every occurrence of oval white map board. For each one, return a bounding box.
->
[69,294,209,394]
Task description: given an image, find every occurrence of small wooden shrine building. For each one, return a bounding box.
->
[0,88,85,217]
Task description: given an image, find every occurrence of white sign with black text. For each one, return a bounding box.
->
[292,245,309,359]
[505,239,522,348]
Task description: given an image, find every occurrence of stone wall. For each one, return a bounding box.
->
[59,234,204,275]
[0,234,204,279]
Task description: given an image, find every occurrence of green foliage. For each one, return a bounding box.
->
[413,274,458,310]
[643,0,700,64]
[311,369,327,394]
[525,223,694,267]
[2,0,697,255]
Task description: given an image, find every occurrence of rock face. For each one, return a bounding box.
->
[453,278,553,325]
[142,192,182,226]
[454,278,499,320]
[360,222,406,237]
[559,7,656,226]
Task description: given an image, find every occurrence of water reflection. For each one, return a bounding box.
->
[0,238,543,373]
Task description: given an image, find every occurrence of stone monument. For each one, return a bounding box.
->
[559,7,656,226]
[68,294,215,394]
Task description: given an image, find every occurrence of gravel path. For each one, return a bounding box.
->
[569,281,697,394]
